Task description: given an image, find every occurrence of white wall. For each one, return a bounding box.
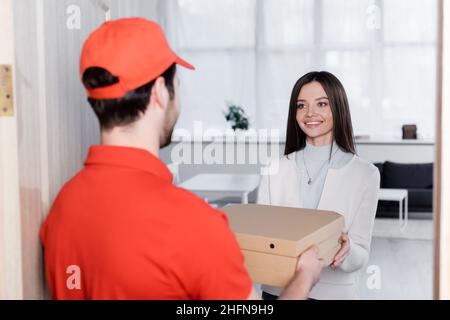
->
[355,141,435,164]
[0,0,23,300]
[10,0,161,299]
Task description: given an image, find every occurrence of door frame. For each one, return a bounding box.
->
[434,0,450,300]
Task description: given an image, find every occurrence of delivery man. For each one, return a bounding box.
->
[40,17,324,300]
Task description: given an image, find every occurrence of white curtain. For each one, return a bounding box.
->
[160,0,437,140]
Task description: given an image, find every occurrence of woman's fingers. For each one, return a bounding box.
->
[333,247,346,262]
[332,233,350,267]
[332,254,348,268]
[333,251,347,265]
[332,251,349,268]
[340,233,349,243]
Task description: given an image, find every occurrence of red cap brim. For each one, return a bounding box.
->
[175,56,195,70]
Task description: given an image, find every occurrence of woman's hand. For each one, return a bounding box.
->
[331,233,350,268]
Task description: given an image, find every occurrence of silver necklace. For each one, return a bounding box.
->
[302,146,339,185]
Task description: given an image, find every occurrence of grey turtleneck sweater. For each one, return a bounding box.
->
[295,141,354,209]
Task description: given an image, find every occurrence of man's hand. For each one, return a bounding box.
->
[296,245,325,287]
[279,245,325,300]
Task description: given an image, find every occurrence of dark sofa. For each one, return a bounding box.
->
[374,161,433,219]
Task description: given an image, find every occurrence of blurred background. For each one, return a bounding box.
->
[0,0,443,300]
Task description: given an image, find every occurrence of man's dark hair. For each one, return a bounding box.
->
[82,64,176,130]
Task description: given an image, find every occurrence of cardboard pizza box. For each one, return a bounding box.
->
[222,204,344,287]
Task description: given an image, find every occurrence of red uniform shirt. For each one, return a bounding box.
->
[40,145,252,299]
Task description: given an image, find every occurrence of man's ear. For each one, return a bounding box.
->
[150,77,169,110]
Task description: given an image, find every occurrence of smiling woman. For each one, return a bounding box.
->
[296,83,334,146]
[285,71,356,155]
[257,71,380,300]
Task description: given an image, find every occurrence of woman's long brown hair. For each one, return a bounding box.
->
[284,71,356,156]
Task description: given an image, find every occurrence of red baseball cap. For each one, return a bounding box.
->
[80,18,194,99]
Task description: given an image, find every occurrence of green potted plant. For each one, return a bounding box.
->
[223,102,250,131]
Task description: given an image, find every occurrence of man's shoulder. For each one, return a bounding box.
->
[167,185,227,221]
[49,170,86,205]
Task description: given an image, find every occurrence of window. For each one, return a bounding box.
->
[162,0,437,139]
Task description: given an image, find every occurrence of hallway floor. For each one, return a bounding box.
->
[359,217,433,300]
